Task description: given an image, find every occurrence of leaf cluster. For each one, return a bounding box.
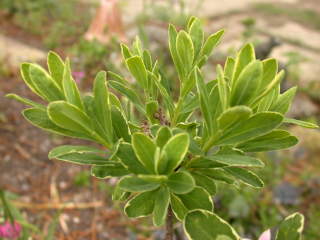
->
[7,16,317,239]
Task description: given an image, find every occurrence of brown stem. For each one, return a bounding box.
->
[165,207,174,240]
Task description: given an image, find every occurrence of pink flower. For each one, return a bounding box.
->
[259,229,271,240]
[72,71,85,83]
[0,221,22,239]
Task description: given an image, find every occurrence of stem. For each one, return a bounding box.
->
[165,207,174,240]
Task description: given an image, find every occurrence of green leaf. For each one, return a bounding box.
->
[146,100,159,123]
[126,56,148,89]
[270,86,297,114]
[167,171,195,194]
[198,169,235,184]
[214,112,284,146]
[191,172,217,195]
[283,118,319,129]
[29,64,64,102]
[184,210,240,240]
[120,43,132,60]
[22,108,92,140]
[181,68,196,98]
[168,24,184,80]
[218,106,252,131]
[196,68,213,135]
[230,60,263,106]
[143,50,153,71]
[6,93,45,110]
[153,187,170,226]
[176,30,194,74]
[201,30,224,58]
[178,187,213,211]
[224,167,264,188]
[111,106,131,142]
[259,58,278,93]
[93,71,113,144]
[224,57,235,81]
[187,157,227,169]
[156,126,172,148]
[124,190,155,218]
[276,212,304,240]
[91,163,129,178]
[232,43,255,84]
[158,133,190,174]
[47,51,65,88]
[20,63,42,97]
[108,80,144,113]
[237,130,298,152]
[207,154,264,167]
[171,193,188,221]
[63,59,83,109]
[217,65,228,111]
[48,101,93,135]
[188,18,204,60]
[48,145,106,165]
[116,142,148,174]
[138,174,168,183]
[132,133,156,173]
[118,176,160,192]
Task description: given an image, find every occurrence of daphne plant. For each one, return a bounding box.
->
[7,16,317,239]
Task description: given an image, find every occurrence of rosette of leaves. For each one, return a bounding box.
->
[7,16,317,240]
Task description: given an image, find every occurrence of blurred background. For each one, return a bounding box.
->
[0,0,319,239]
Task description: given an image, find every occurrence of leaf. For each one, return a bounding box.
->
[116,142,148,174]
[187,157,227,169]
[132,133,156,173]
[176,30,194,74]
[143,50,153,71]
[146,100,159,123]
[20,63,42,97]
[91,163,129,178]
[270,86,297,114]
[230,60,263,106]
[155,126,172,148]
[232,43,255,84]
[201,30,224,58]
[48,101,93,135]
[47,51,65,88]
[283,118,319,129]
[158,133,190,174]
[188,18,204,60]
[153,187,170,226]
[6,93,45,110]
[207,154,264,167]
[224,57,235,81]
[217,65,228,111]
[108,80,144,113]
[170,194,187,221]
[184,210,240,240]
[126,56,148,89]
[124,190,156,218]
[224,167,264,188]
[168,24,184,80]
[22,108,92,140]
[63,59,83,109]
[181,68,196,98]
[93,71,113,144]
[196,68,213,135]
[237,130,298,152]
[120,43,132,60]
[48,145,106,165]
[177,187,213,211]
[29,64,64,102]
[214,112,284,146]
[167,171,195,194]
[198,169,235,184]
[276,212,304,240]
[191,172,217,195]
[259,58,278,93]
[118,176,160,192]
[218,106,252,131]
[111,106,131,142]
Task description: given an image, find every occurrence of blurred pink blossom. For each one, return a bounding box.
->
[259,229,271,240]
[72,71,85,83]
[0,221,22,239]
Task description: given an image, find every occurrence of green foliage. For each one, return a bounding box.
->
[9,16,317,240]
